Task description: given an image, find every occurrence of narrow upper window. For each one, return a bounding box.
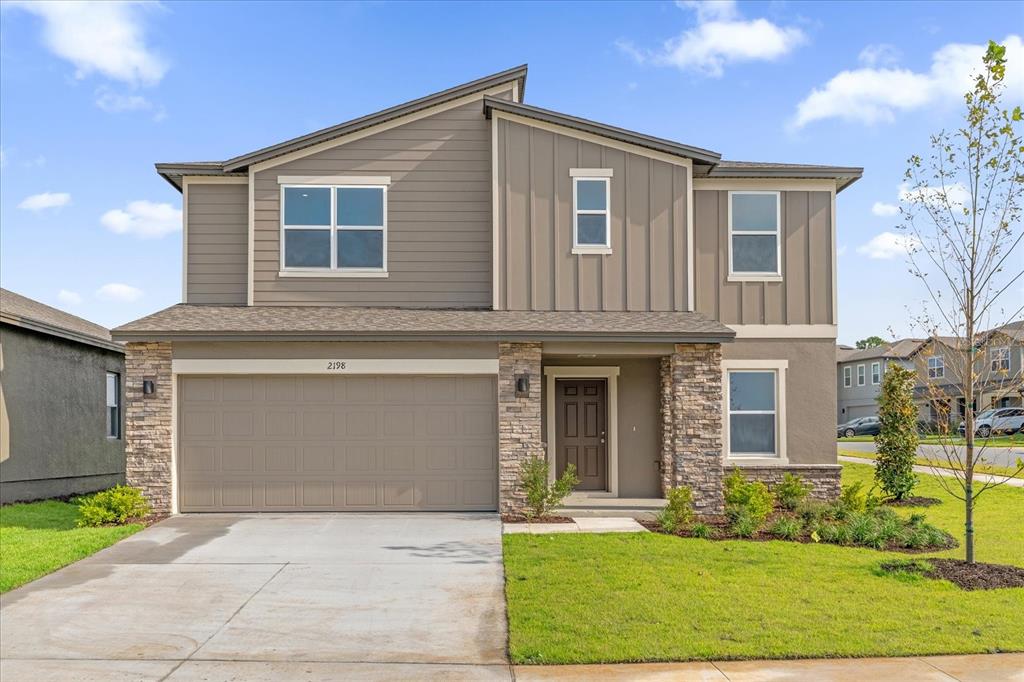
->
[106,372,120,439]
[843,366,852,388]
[928,356,944,379]
[572,177,610,253]
[990,346,1010,372]
[871,361,881,385]
[727,370,778,458]
[857,364,866,386]
[729,191,781,277]
[281,185,387,272]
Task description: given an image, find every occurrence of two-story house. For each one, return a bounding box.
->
[113,66,862,515]
[836,339,924,422]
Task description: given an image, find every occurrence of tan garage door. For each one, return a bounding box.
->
[177,375,497,512]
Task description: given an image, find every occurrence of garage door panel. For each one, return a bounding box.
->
[178,375,497,511]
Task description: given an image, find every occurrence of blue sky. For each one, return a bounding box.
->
[1,0,1021,344]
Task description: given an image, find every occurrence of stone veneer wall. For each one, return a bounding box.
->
[124,342,173,514]
[658,356,674,495]
[667,343,724,514]
[733,465,842,501]
[497,341,543,514]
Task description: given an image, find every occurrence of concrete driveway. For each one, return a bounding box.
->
[0,513,511,681]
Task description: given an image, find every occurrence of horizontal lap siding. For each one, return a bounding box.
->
[253,99,497,307]
[187,184,248,305]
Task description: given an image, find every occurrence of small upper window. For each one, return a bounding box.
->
[928,356,944,379]
[729,191,780,277]
[871,362,881,385]
[990,347,1010,372]
[106,372,120,439]
[282,185,386,272]
[843,366,852,388]
[573,177,610,252]
[857,364,866,386]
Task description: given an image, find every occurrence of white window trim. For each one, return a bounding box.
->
[105,371,121,440]
[722,359,788,465]
[990,346,1010,372]
[871,361,881,385]
[843,365,852,388]
[727,190,782,280]
[572,175,611,254]
[278,183,388,276]
[928,356,945,379]
[857,364,866,386]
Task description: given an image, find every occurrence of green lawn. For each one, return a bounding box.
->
[838,434,1024,447]
[504,462,1024,664]
[838,448,1023,479]
[0,500,144,593]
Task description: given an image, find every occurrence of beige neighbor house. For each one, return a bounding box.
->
[113,66,862,515]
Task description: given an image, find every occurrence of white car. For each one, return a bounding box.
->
[958,407,1024,437]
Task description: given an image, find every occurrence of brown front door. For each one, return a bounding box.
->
[555,379,607,491]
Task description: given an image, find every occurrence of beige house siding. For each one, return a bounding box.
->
[694,190,834,325]
[495,118,689,312]
[251,96,505,307]
[186,183,248,305]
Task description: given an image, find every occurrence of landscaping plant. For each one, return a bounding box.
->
[874,362,919,500]
[723,468,774,524]
[656,485,695,533]
[519,455,578,521]
[76,486,150,527]
[773,473,812,510]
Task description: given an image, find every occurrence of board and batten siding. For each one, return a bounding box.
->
[694,190,835,325]
[251,97,502,307]
[186,183,248,305]
[495,118,689,312]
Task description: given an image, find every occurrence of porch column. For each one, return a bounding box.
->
[497,341,543,514]
[669,343,724,514]
[124,342,173,514]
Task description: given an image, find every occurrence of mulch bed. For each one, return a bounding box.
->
[501,514,575,524]
[885,496,942,507]
[880,558,1024,590]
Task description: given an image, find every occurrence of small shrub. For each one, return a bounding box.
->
[796,500,830,524]
[773,473,812,511]
[76,486,150,527]
[723,469,775,524]
[690,521,715,539]
[874,363,919,500]
[730,510,760,538]
[847,512,877,545]
[657,486,695,533]
[839,481,882,514]
[768,516,803,540]
[818,522,851,545]
[519,456,578,520]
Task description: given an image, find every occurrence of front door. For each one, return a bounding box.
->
[555,379,607,491]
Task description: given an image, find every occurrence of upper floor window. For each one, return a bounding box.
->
[857,364,866,386]
[571,171,611,254]
[843,366,852,388]
[281,185,387,273]
[871,362,881,385]
[106,372,120,439]
[729,191,781,278]
[928,356,944,379]
[990,346,1010,372]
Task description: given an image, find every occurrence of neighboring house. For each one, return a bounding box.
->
[836,339,924,422]
[0,289,125,503]
[112,66,862,516]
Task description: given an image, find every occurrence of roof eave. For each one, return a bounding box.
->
[706,166,864,192]
[112,329,735,344]
[3,314,124,353]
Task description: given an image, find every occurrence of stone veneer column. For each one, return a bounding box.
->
[497,341,543,514]
[670,343,724,514]
[124,342,173,514]
[658,356,674,496]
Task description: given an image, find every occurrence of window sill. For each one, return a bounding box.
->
[278,270,389,279]
[572,247,612,255]
[728,274,783,283]
[727,457,789,466]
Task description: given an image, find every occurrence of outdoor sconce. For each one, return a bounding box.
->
[515,373,530,398]
[142,378,156,395]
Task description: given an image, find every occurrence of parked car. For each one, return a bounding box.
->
[838,416,881,438]
[957,408,1024,437]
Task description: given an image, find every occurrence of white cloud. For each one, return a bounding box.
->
[898,181,971,209]
[57,289,82,305]
[871,202,899,217]
[793,35,1023,128]
[9,1,168,86]
[95,87,152,112]
[856,231,922,260]
[101,200,181,238]
[618,1,805,77]
[858,43,901,66]
[24,155,46,168]
[18,192,71,211]
[96,283,143,302]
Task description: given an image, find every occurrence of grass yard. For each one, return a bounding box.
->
[504,462,1024,664]
[0,500,144,593]
[839,433,1024,447]
[838,448,1023,479]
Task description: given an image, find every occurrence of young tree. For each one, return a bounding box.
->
[856,335,886,350]
[900,41,1024,563]
[874,363,919,500]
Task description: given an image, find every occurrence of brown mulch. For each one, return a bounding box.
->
[881,558,1024,590]
[885,496,942,507]
[501,513,575,524]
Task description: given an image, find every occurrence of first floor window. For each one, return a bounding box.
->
[928,356,944,379]
[843,366,852,388]
[106,372,120,439]
[729,191,781,276]
[572,176,610,250]
[990,347,1010,372]
[871,362,881,385]
[727,370,778,457]
[857,364,866,386]
[282,184,386,271]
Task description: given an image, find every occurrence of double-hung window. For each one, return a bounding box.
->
[928,356,944,379]
[843,366,852,388]
[105,372,120,439]
[871,362,881,385]
[571,172,611,253]
[726,368,781,459]
[729,191,781,279]
[990,346,1010,372]
[857,364,866,386]
[281,184,387,273]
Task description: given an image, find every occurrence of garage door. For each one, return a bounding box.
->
[177,375,497,512]
[845,405,876,421]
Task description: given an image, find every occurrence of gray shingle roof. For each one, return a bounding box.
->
[112,305,736,343]
[837,338,926,363]
[1,288,122,352]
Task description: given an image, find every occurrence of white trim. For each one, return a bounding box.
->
[171,358,499,375]
[927,355,945,379]
[512,80,520,103]
[252,84,518,173]
[492,114,500,310]
[871,361,881,385]
[728,190,782,278]
[277,175,391,186]
[543,366,620,497]
[694,178,838,192]
[572,176,611,251]
[857,364,866,386]
[729,324,837,339]
[721,359,788,463]
[569,168,614,177]
[277,270,389,278]
[181,182,189,303]
[686,162,695,311]
[170,375,179,514]
[989,346,1010,372]
[247,167,255,306]
[830,188,838,324]
[571,247,612,255]
[843,365,852,388]
[181,176,248,185]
